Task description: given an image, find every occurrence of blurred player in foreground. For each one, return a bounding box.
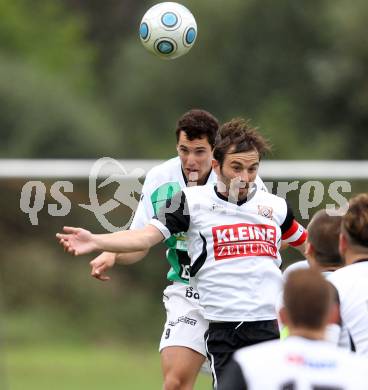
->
[328,193,368,355]
[220,268,368,389]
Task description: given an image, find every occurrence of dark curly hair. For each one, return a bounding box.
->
[343,193,368,248]
[175,109,219,149]
[213,118,271,167]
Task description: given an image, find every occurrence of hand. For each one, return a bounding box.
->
[90,252,116,281]
[56,226,96,256]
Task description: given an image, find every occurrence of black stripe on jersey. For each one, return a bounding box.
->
[217,359,248,390]
[280,202,295,234]
[154,190,190,235]
[190,233,207,277]
[348,331,356,352]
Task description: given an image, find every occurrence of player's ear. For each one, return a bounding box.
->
[305,241,313,256]
[212,158,220,172]
[305,242,315,266]
[338,232,347,258]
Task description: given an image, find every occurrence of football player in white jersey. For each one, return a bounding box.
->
[283,209,343,280]
[220,268,368,390]
[304,210,343,276]
[279,210,344,340]
[328,193,368,356]
[57,118,307,388]
[87,109,267,390]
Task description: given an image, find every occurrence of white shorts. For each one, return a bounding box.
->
[159,282,209,358]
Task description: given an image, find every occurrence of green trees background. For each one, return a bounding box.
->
[0,0,367,346]
[1,0,367,159]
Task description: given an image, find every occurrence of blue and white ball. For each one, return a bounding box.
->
[139,2,197,60]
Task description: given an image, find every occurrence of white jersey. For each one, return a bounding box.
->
[328,259,368,355]
[283,260,336,280]
[226,336,368,389]
[282,260,309,281]
[279,261,348,347]
[130,156,266,284]
[151,183,306,321]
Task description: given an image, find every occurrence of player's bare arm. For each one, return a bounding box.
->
[281,240,306,256]
[56,225,164,256]
[90,250,149,281]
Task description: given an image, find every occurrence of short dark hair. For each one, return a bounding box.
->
[308,210,343,266]
[284,269,334,330]
[175,109,219,149]
[343,193,368,248]
[213,118,271,167]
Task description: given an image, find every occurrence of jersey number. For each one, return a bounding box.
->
[181,265,190,281]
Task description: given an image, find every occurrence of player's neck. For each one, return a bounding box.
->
[197,175,210,186]
[182,168,212,186]
[318,264,342,272]
[345,251,368,265]
[289,327,325,341]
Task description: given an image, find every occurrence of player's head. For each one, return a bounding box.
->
[339,193,368,263]
[281,268,337,335]
[176,109,219,185]
[306,209,343,270]
[212,118,271,200]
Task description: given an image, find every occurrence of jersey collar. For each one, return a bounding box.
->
[214,185,249,206]
[181,167,213,186]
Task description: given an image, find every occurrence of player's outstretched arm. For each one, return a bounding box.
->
[56,225,164,256]
[90,249,149,281]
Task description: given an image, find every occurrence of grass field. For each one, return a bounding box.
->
[4,344,212,390]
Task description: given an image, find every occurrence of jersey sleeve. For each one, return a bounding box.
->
[281,202,307,247]
[149,190,190,239]
[129,170,156,230]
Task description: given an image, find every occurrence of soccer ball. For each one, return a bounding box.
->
[139,2,197,60]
